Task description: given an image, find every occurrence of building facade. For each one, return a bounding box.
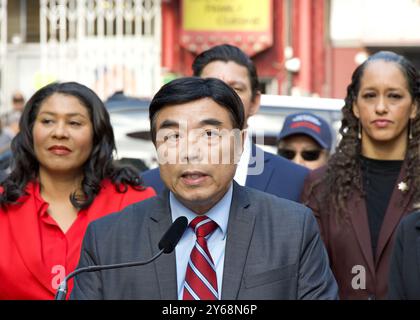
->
[161,0,329,97]
[2,0,419,114]
[1,0,162,114]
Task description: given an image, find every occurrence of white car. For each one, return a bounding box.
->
[105,95,157,171]
[249,94,344,153]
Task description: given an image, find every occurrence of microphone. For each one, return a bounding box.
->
[55,216,188,300]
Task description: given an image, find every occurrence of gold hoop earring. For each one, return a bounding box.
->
[409,119,413,140]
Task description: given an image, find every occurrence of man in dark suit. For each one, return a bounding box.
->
[71,77,337,300]
[142,44,308,201]
[388,211,420,299]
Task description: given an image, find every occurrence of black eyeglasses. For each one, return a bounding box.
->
[277,148,322,161]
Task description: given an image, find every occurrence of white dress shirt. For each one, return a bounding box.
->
[234,132,251,186]
[170,183,233,300]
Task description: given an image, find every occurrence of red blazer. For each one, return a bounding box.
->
[301,165,416,300]
[0,180,155,300]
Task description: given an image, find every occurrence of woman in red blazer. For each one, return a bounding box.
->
[301,51,420,299]
[0,82,155,299]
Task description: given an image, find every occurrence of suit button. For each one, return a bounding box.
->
[368,294,375,300]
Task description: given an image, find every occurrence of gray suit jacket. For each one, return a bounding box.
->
[71,183,338,300]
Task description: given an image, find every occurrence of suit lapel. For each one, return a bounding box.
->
[246,145,272,191]
[375,166,413,265]
[221,183,255,299]
[348,190,376,276]
[148,190,178,299]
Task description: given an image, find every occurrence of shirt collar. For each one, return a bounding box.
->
[169,183,233,238]
[234,131,251,185]
[28,180,49,218]
[242,130,252,160]
[30,179,88,218]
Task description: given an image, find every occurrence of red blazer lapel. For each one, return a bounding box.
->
[7,183,55,295]
[375,166,413,264]
[348,190,376,276]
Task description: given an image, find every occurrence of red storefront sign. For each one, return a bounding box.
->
[180,0,273,57]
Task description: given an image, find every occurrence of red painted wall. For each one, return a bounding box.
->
[331,47,361,99]
[162,0,286,84]
[292,0,327,96]
[251,0,285,85]
[162,0,328,96]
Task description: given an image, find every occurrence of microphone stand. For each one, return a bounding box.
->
[55,249,164,300]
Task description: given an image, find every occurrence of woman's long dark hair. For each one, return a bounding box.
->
[305,51,420,222]
[0,82,145,209]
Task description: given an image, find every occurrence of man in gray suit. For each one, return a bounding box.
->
[71,77,338,300]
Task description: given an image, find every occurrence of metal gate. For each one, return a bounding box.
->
[40,0,162,99]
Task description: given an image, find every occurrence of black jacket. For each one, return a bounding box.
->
[388,210,420,299]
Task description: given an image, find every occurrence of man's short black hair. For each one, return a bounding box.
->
[192,44,260,100]
[149,77,245,143]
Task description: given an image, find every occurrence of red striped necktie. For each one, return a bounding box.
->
[183,216,219,300]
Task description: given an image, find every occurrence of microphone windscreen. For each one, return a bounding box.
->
[158,216,188,253]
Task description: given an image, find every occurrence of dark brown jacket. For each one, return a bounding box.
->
[301,165,416,300]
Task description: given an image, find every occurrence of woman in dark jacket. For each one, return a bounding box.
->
[302,51,420,299]
[388,211,420,299]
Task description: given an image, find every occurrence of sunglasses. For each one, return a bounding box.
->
[277,148,322,161]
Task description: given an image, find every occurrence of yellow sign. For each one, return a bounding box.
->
[183,0,270,32]
[34,72,57,90]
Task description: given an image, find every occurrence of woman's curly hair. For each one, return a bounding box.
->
[306,51,420,222]
[0,82,145,209]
